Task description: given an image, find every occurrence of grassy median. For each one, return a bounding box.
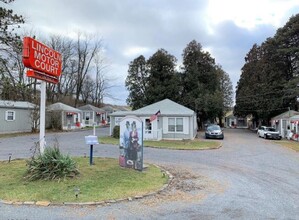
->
[274,140,299,152]
[100,136,221,150]
[0,157,167,203]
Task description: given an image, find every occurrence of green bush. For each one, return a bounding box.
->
[25,145,79,181]
[112,125,120,138]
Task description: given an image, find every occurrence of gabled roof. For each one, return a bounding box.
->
[0,100,36,109]
[101,105,115,112]
[47,102,82,112]
[78,104,105,112]
[289,114,299,120]
[115,106,131,111]
[111,99,194,116]
[271,110,299,120]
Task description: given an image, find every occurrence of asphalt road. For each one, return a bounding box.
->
[0,128,298,220]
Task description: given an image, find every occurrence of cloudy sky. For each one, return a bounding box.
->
[8,0,299,105]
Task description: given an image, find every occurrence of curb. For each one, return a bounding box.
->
[0,165,174,207]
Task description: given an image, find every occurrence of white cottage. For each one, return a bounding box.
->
[109,99,198,140]
[78,104,106,126]
[46,102,82,130]
[271,110,299,138]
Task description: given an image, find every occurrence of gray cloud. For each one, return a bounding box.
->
[10,0,298,105]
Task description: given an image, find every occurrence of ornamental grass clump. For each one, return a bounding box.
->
[25,143,79,181]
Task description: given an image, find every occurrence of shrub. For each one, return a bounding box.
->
[112,125,120,138]
[25,144,79,181]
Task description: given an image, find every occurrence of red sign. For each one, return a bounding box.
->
[26,70,59,84]
[22,37,62,77]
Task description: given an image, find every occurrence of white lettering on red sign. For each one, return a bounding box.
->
[31,40,62,76]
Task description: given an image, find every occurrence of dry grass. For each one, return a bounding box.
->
[100,136,221,150]
[274,140,299,152]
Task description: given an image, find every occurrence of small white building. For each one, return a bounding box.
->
[78,104,106,126]
[109,99,198,140]
[271,110,299,138]
[46,102,82,130]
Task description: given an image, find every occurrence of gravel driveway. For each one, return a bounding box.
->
[0,128,298,220]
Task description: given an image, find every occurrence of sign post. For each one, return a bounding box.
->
[22,36,62,153]
[84,135,99,165]
[39,81,46,153]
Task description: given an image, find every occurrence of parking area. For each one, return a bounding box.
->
[0,128,298,219]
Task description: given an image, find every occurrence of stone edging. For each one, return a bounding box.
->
[0,164,174,207]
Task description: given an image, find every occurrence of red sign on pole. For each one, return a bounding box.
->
[26,69,59,84]
[22,37,62,77]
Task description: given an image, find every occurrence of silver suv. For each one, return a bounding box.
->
[257,126,282,140]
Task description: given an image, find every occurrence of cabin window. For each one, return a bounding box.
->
[168,117,183,132]
[5,111,15,121]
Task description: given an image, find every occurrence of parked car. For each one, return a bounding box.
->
[205,124,224,139]
[257,126,282,140]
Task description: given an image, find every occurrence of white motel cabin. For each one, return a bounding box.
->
[109,99,198,140]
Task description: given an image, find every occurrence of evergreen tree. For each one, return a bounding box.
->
[145,49,180,105]
[0,0,24,46]
[235,13,299,124]
[125,55,148,110]
[181,40,219,127]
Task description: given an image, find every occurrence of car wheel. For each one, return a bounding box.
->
[264,134,267,139]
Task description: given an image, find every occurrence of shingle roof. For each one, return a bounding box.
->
[78,104,105,112]
[0,100,36,109]
[111,99,194,116]
[47,102,82,112]
[271,110,299,120]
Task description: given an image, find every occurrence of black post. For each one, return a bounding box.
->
[90,144,93,165]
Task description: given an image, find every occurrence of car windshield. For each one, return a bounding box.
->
[207,125,221,130]
[267,127,276,132]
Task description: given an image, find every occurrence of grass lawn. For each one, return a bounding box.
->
[100,136,221,150]
[0,158,167,203]
[274,140,299,152]
[0,132,34,139]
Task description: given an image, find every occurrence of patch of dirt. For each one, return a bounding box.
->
[142,166,226,207]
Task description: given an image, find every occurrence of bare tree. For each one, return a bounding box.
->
[81,74,95,103]
[0,36,35,101]
[92,54,114,106]
[46,35,76,103]
[73,32,103,107]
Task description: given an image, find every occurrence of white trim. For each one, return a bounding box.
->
[5,110,15,121]
[167,117,184,133]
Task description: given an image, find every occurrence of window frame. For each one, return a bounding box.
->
[5,110,16,121]
[168,117,184,133]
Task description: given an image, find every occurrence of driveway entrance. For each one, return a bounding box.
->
[0,128,298,219]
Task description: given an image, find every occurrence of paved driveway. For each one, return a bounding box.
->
[0,128,298,220]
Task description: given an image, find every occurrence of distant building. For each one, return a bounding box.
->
[78,104,106,126]
[271,110,299,138]
[46,102,82,130]
[224,111,249,128]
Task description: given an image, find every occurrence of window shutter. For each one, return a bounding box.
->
[162,117,168,134]
[183,117,189,134]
